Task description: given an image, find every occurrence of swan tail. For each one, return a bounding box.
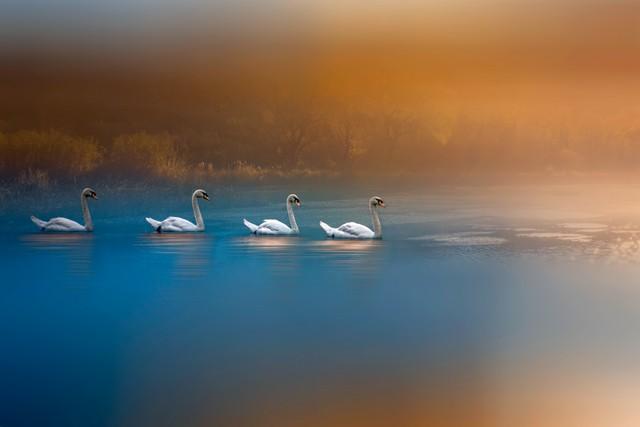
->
[319,221,334,237]
[145,217,162,232]
[243,219,259,233]
[30,215,47,229]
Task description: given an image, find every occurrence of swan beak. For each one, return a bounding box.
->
[379,202,385,208]
[92,194,99,200]
[296,201,301,207]
[203,194,210,201]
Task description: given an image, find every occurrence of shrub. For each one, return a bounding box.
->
[0,130,102,180]
[17,169,51,189]
[110,132,188,180]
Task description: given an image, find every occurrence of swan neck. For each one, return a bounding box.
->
[370,204,382,238]
[192,193,204,230]
[287,200,299,233]
[81,194,93,231]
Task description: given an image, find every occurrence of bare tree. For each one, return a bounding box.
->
[329,109,363,168]
[378,109,417,165]
[269,101,318,168]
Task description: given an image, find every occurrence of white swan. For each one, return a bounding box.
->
[243,194,301,235]
[31,187,98,232]
[146,189,210,232]
[320,196,385,239]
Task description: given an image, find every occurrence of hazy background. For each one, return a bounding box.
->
[1,0,639,183]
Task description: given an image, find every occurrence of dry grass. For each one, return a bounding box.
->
[17,168,51,189]
[0,129,339,186]
[110,132,189,181]
[192,161,339,182]
[0,130,102,180]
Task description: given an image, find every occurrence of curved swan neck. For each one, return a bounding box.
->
[287,198,299,233]
[370,204,382,238]
[81,193,93,231]
[192,192,205,230]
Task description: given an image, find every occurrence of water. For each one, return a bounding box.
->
[2,182,640,426]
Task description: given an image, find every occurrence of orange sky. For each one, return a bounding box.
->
[1,0,638,138]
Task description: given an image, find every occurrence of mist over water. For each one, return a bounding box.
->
[2,0,640,423]
[2,182,640,426]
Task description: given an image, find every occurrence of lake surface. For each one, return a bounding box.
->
[2,181,640,426]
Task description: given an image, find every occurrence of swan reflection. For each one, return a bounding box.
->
[21,233,95,276]
[233,236,299,251]
[309,239,382,275]
[136,233,211,278]
[230,237,383,276]
[310,239,381,253]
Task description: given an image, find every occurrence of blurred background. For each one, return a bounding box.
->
[1,0,639,184]
[3,3,640,426]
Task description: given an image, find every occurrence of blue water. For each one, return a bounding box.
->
[2,182,640,426]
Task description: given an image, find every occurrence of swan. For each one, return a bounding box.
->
[146,189,210,232]
[320,196,385,239]
[243,194,301,235]
[30,187,98,232]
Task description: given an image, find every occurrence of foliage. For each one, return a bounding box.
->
[0,130,101,181]
[2,104,640,185]
[109,132,188,181]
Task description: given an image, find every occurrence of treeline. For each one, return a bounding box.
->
[1,106,640,185]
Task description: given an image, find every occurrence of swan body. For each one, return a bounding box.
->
[146,189,210,232]
[320,196,385,239]
[31,188,98,232]
[319,221,376,239]
[244,194,301,235]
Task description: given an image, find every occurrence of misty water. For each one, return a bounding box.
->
[2,181,640,426]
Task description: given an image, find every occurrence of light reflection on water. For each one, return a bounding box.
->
[20,233,95,277]
[135,233,212,279]
[228,236,383,276]
[4,183,640,426]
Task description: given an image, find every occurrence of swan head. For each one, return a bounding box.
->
[370,196,385,208]
[82,187,98,200]
[194,189,210,201]
[287,194,301,207]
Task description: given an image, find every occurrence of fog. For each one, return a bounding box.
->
[1,0,639,182]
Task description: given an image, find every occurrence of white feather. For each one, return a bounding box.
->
[319,196,384,239]
[252,219,293,235]
[244,194,300,236]
[146,189,209,232]
[30,187,96,232]
[320,221,374,239]
[243,219,259,233]
[31,216,87,232]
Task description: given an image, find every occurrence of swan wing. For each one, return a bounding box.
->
[31,215,47,229]
[146,217,162,230]
[336,222,374,239]
[160,216,198,232]
[319,221,337,236]
[256,219,292,235]
[243,219,259,233]
[42,217,86,232]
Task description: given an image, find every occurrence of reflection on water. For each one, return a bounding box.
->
[135,233,211,279]
[232,235,300,252]
[408,221,640,266]
[20,233,94,277]
[307,239,382,274]
[228,236,383,276]
[516,231,593,243]
[560,222,609,232]
[229,236,303,276]
[5,183,640,427]
[309,239,381,253]
[411,231,508,246]
[607,234,640,264]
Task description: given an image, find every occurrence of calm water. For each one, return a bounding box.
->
[2,182,640,426]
